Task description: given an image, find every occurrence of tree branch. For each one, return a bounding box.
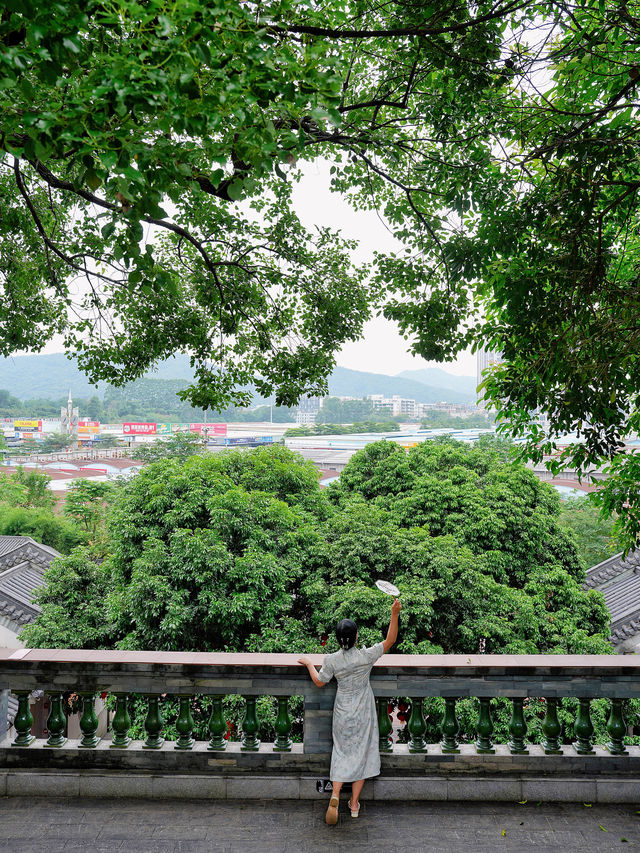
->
[269,1,529,40]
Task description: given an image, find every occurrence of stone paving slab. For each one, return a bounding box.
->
[1,796,639,851]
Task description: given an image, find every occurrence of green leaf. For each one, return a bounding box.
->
[19,78,35,100]
[85,169,102,190]
[226,180,244,201]
[62,36,81,55]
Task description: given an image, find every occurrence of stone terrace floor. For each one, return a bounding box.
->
[1,796,640,852]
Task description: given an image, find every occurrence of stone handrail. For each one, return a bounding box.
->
[2,649,640,757]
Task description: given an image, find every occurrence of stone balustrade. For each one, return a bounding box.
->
[2,648,640,801]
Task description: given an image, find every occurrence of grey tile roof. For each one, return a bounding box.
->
[603,573,640,625]
[0,536,29,558]
[0,563,45,608]
[0,537,58,629]
[584,550,640,647]
[585,550,640,589]
[0,536,60,572]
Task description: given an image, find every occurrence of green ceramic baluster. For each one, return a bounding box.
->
[541,698,562,754]
[509,698,529,754]
[273,696,293,752]
[44,692,67,748]
[207,695,227,751]
[174,696,195,750]
[78,692,100,748]
[440,697,460,754]
[110,693,131,748]
[142,695,164,749]
[377,699,393,753]
[573,698,595,755]
[407,698,427,753]
[475,697,495,754]
[606,698,628,756]
[11,691,34,747]
[241,696,260,751]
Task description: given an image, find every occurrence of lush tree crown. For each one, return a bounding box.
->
[22,440,611,655]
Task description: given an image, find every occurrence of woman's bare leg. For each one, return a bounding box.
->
[350,779,365,809]
[326,782,342,825]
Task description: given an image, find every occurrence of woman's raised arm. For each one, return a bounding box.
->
[382,598,401,653]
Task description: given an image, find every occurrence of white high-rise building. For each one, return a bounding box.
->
[476,348,504,408]
[295,395,321,425]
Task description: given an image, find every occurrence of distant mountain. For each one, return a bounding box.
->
[328,366,475,403]
[0,353,195,400]
[0,353,476,404]
[0,353,105,400]
[396,367,478,398]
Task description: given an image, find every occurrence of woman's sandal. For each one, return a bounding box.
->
[348,799,361,818]
[325,795,340,825]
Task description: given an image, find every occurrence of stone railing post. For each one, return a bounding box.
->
[302,686,335,755]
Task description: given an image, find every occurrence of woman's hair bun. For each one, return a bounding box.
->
[335,619,357,651]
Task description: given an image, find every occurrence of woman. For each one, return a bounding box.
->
[298,597,401,825]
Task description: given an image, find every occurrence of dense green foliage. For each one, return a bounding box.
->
[22,440,610,656]
[316,398,378,424]
[63,479,113,544]
[0,467,55,509]
[559,497,618,570]
[0,467,85,551]
[0,382,295,425]
[0,389,103,420]
[420,411,494,430]
[284,421,398,437]
[0,506,84,553]
[39,433,75,453]
[131,432,206,464]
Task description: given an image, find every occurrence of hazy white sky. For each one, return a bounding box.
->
[291,160,476,378]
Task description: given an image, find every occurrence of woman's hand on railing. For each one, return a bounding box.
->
[298,655,327,687]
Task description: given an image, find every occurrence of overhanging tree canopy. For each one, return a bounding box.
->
[3,1,640,537]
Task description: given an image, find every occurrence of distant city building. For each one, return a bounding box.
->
[395,397,416,418]
[296,395,321,426]
[368,395,478,419]
[368,395,415,417]
[368,394,393,413]
[420,402,480,416]
[476,348,504,408]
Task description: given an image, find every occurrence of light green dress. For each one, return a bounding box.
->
[318,642,385,783]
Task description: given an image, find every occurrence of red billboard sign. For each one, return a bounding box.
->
[189,423,227,435]
[123,422,157,435]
